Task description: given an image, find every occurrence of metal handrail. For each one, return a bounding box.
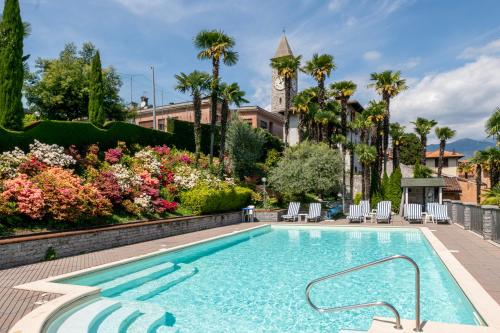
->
[305,254,421,331]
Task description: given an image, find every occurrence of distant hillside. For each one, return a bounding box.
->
[427,138,495,158]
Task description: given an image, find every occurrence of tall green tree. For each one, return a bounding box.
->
[194,30,238,166]
[0,0,25,130]
[219,82,248,177]
[486,107,500,146]
[301,53,335,108]
[292,88,317,141]
[331,80,357,199]
[399,133,421,165]
[24,42,125,121]
[389,122,405,170]
[471,150,488,204]
[88,51,105,127]
[368,70,407,171]
[411,117,437,165]
[365,100,386,174]
[270,55,301,145]
[174,70,211,165]
[434,126,456,177]
[355,143,377,200]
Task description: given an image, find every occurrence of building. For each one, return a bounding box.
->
[425,149,464,177]
[133,97,284,139]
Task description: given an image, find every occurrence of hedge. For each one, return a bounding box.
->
[0,119,220,153]
[180,184,253,215]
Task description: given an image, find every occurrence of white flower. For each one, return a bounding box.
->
[110,164,142,191]
[0,147,27,179]
[134,149,161,176]
[134,194,153,212]
[28,140,75,167]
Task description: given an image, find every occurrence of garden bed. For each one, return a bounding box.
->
[0,211,242,269]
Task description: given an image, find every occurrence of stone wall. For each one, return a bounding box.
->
[254,209,287,222]
[0,212,242,269]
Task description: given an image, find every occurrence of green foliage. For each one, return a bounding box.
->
[44,247,57,261]
[256,128,284,160]
[0,119,216,153]
[481,184,500,206]
[226,117,265,179]
[180,183,253,215]
[413,160,432,178]
[353,192,362,205]
[371,191,384,209]
[264,149,281,170]
[399,133,421,165]
[22,113,37,127]
[388,168,403,213]
[0,0,25,130]
[24,42,125,121]
[268,141,342,200]
[88,51,105,127]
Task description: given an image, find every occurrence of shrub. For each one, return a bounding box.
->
[353,192,362,205]
[268,141,342,200]
[1,174,45,219]
[33,168,112,221]
[180,183,253,215]
[226,118,266,179]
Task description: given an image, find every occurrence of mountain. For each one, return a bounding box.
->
[427,138,495,158]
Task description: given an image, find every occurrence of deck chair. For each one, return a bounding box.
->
[347,204,363,223]
[376,201,392,223]
[360,200,372,223]
[306,203,322,222]
[403,204,409,220]
[282,202,300,221]
[431,204,450,224]
[407,204,423,223]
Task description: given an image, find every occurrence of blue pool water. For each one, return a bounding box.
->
[47,226,480,333]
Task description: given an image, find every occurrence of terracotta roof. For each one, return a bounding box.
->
[425,149,464,159]
[274,35,293,58]
[443,176,462,193]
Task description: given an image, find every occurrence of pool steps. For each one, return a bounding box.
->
[96,306,141,333]
[119,263,198,301]
[57,299,120,332]
[100,262,176,297]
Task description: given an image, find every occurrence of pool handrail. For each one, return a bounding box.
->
[305,254,421,331]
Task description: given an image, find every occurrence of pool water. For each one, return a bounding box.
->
[47,226,480,333]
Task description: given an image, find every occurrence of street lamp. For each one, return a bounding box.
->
[262,177,268,208]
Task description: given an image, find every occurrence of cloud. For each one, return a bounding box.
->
[328,0,345,12]
[392,55,500,140]
[346,17,358,27]
[363,50,382,61]
[459,39,500,59]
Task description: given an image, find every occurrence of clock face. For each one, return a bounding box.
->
[274,76,285,91]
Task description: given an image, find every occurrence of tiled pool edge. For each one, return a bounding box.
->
[8,224,500,333]
[8,224,271,333]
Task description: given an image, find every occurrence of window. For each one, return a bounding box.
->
[241,118,252,125]
[279,97,282,104]
[260,120,268,129]
[444,158,449,167]
[269,122,273,132]
[158,119,165,131]
[434,158,449,167]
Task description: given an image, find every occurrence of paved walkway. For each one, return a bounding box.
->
[1,221,500,333]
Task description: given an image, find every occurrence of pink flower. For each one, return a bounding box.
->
[104,148,123,164]
[153,145,171,156]
[179,154,192,164]
[1,174,45,219]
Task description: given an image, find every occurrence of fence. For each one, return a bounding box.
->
[444,200,500,243]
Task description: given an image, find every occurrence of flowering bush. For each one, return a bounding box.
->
[0,148,27,179]
[18,157,47,176]
[92,171,122,205]
[1,175,45,219]
[109,163,142,192]
[29,140,75,167]
[33,168,111,221]
[104,148,123,164]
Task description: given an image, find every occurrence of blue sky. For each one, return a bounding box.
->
[12,0,500,141]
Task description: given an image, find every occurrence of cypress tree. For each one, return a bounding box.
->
[88,51,105,127]
[0,0,25,130]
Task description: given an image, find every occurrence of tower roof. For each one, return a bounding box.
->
[273,34,293,58]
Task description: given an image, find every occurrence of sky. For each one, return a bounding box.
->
[10,0,500,142]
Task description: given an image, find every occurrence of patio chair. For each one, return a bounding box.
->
[282,202,300,222]
[360,200,373,223]
[376,201,392,223]
[407,204,423,223]
[347,204,363,223]
[306,203,322,222]
[431,204,450,224]
[403,204,409,220]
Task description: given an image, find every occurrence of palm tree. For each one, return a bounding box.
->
[330,81,357,201]
[301,54,335,107]
[365,100,386,175]
[458,161,474,179]
[411,117,437,165]
[471,150,488,204]
[434,126,456,177]
[270,55,302,145]
[292,89,317,141]
[174,70,211,166]
[482,147,500,188]
[368,70,407,172]
[194,30,238,166]
[218,82,248,177]
[389,122,405,170]
[485,107,500,146]
[355,144,377,200]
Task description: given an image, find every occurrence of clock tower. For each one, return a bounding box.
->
[271,34,297,114]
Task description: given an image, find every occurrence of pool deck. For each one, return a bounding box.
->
[1,220,500,333]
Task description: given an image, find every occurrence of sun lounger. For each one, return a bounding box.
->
[407,204,423,223]
[282,202,300,222]
[306,203,322,222]
[347,204,363,223]
[376,201,392,223]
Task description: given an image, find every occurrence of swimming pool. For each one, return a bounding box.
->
[45,225,481,333]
